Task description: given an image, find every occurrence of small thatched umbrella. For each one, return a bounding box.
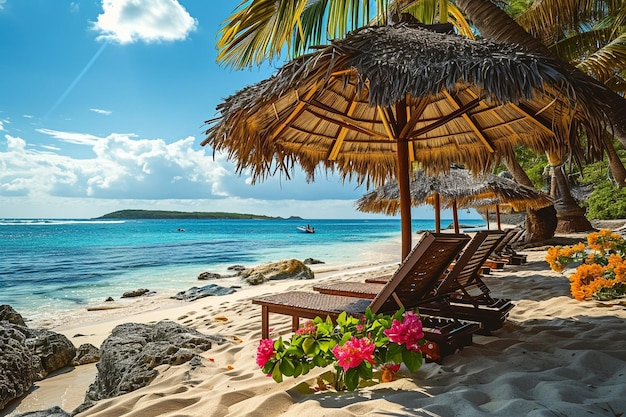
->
[202,23,607,259]
[356,168,553,233]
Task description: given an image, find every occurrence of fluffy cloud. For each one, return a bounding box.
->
[0,0,5,11]
[0,132,230,200]
[93,0,197,44]
[0,120,4,131]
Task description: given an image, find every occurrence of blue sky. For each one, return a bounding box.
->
[0,0,473,220]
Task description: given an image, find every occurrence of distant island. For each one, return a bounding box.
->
[96,210,300,220]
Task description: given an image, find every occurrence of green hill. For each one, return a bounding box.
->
[96,210,295,220]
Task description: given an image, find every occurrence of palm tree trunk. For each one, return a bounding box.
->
[604,136,626,188]
[546,151,593,232]
[503,153,556,242]
[455,0,626,148]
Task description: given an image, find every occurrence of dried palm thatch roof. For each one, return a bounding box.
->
[356,168,553,215]
[203,23,608,187]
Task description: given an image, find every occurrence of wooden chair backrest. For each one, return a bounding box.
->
[369,232,471,314]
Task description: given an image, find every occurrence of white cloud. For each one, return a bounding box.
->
[0,0,5,11]
[23,115,33,119]
[0,120,4,131]
[70,2,79,13]
[90,108,112,115]
[36,128,106,145]
[0,132,230,200]
[93,0,197,44]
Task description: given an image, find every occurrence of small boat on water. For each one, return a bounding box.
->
[297,225,315,233]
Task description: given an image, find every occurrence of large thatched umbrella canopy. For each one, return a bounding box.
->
[202,23,607,259]
[356,167,553,232]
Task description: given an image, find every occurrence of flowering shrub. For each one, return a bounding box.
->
[256,308,427,391]
[546,229,626,301]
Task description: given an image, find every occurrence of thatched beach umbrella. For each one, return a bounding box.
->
[356,167,553,233]
[202,23,607,259]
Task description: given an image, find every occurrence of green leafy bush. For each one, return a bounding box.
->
[584,182,626,219]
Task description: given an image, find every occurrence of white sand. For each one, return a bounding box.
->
[6,232,626,417]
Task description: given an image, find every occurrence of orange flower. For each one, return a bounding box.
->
[568,263,605,301]
[587,229,624,252]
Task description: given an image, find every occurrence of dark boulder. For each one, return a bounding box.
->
[77,321,218,413]
[303,258,324,265]
[121,288,152,298]
[197,272,225,280]
[24,328,77,379]
[0,323,36,409]
[0,304,27,326]
[0,307,77,412]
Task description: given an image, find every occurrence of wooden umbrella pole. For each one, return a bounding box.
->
[395,100,411,260]
[496,204,502,230]
[397,140,411,259]
[434,192,441,233]
[452,199,459,234]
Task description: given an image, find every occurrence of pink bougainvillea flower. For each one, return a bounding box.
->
[256,338,275,368]
[384,311,424,352]
[332,336,376,372]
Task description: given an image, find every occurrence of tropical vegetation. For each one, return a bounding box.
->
[96,209,288,220]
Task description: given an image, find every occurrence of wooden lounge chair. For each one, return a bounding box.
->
[252,232,479,363]
[315,231,513,334]
[487,227,527,266]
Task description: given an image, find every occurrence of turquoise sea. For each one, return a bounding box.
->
[0,217,485,323]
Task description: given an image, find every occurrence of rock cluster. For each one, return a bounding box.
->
[196,259,317,285]
[75,320,219,414]
[0,305,77,411]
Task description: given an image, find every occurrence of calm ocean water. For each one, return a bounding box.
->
[0,217,485,323]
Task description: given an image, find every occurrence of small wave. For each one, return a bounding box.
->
[0,219,126,226]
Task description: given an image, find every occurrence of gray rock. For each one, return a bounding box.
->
[0,307,77,412]
[244,272,267,285]
[227,265,246,273]
[197,272,225,280]
[76,321,217,413]
[0,323,36,409]
[303,258,324,265]
[13,406,70,417]
[121,288,151,298]
[0,304,27,326]
[72,343,100,366]
[240,259,314,283]
[23,328,77,379]
[171,284,236,301]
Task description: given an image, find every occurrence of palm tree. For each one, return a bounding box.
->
[457,0,626,231]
